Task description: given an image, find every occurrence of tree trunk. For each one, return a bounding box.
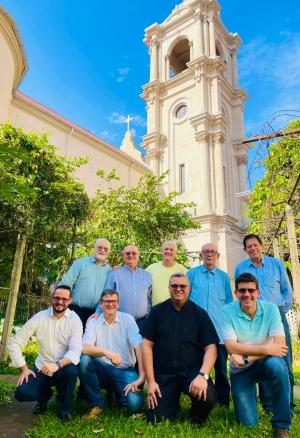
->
[0,233,27,362]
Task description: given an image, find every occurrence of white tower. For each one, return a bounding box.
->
[141,0,249,276]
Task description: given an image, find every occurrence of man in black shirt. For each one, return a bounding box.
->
[141,272,219,424]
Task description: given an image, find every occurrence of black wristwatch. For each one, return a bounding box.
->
[198,371,209,381]
[243,355,249,365]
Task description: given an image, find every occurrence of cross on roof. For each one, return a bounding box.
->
[125,114,133,131]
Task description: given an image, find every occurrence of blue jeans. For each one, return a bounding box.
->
[79,355,144,413]
[215,344,230,406]
[15,364,78,415]
[231,357,291,430]
[259,308,294,413]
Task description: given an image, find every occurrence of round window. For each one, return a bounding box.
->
[175,105,187,119]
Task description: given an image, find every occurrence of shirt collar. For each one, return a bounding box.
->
[100,311,120,325]
[49,307,70,319]
[202,265,216,274]
[236,299,263,320]
[249,256,265,267]
[123,263,139,273]
[92,256,109,266]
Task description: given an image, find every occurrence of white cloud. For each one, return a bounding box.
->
[112,66,130,83]
[98,130,117,142]
[107,112,146,128]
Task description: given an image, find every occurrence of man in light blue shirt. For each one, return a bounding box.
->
[95,244,152,331]
[222,272,291,437]
[187,242,232,407]
[59,238,111,327]
[79,289,144,419]
[235,233,294,413]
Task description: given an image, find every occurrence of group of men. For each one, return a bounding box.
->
[8,234,294,437]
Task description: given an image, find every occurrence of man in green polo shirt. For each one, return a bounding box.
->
[221,272,291,438]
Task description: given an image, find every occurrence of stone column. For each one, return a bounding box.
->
[165,55,170,81]
[150,37,159,81]
[213,133,226,214]
[208,13,216,57]
[236,154,248,193]
[231,48,238,87]
[193,12,204,57]
[203,18,209,56]
[196,132,212,213]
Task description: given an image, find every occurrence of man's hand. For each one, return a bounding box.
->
[230,354,245,367]
[17,366,36,387]
[267,343,288,357]
[189,375,208,401]
[40,363,59,377]
[124,375,145,396]
[87,312,99,323]
[147,381,162,409]
[105,351,122,366]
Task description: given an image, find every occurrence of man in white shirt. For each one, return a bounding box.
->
[8,285,83,421]
[79,289,145,418]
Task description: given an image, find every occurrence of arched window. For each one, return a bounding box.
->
[169,38,190,78]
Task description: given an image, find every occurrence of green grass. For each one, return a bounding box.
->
[0,380,14,406]
[23,397,300,438]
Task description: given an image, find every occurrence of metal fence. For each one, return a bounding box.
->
[0,287,49,327]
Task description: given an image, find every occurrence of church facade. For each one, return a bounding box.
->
[0,0,248,275]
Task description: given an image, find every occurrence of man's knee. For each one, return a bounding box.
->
[79,354,94,373]
[61,363,78,380]
[15,384,34,402]
[126,391,144,413]
[264,356,288,379]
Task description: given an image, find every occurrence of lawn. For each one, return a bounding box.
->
[1,343,300,437]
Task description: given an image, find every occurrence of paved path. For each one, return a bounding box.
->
[0,375,34,438]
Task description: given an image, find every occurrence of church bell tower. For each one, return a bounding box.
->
[141,0,249,275]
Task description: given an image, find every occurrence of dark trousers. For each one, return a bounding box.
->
[69,304,95,330]
[147,368,217,424]
[259,307,294,413]
[15,364,78,415]
[215,344,230,406]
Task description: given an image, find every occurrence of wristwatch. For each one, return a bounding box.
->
[198,371,209,381]
[56,361,62,370]
[242,355,249,365]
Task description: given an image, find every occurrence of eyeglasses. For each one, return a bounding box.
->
[236,288,257,294]
[102,300,118,305]
[52,296,70,303]
[202,250,218,255]
[169,284,188,290]
[96,246,109,252]
[124,252,138,256]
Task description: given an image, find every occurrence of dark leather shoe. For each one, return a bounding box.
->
[273,429,290,438]
[58,413,72,422]
[33,401,47,414]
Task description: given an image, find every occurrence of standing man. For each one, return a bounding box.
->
[8,286,83,421]
[235,234,294,413]
[95,244,152,331]
[142,273,218,424]
[59,238,111,327]
[146,240,187,305]
[222,272,291,437]
[79,289,144,418]
[187,243,232,407]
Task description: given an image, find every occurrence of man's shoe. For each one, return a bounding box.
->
[273,429,290,438]
[58,413,72,422]
[33,401,47,414]
[84,406,103,419]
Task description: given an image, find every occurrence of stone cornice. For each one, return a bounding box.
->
[0,6,28,91]
[12,92,149,171]
[141,132,166,152]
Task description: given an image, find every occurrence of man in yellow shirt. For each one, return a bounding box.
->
[146,241,187,305]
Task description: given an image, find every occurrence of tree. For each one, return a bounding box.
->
[248,119,300,255]
[81,170,199,268]
[0,123,90,361]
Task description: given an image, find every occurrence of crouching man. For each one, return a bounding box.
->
[222,273,291,438]
[79,289,144,418]
[8,285,83,421]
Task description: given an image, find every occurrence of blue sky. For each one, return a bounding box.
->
[2,0,300,184]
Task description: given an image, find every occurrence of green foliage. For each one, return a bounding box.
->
[0,123,90,291]
[82,171,199,268]
[0,342,38,374]
[0,381,14,406]
[248,120,300,256]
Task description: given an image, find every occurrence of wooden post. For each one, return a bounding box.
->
[0,233,27,362]
[272,238,281,259]
[285,205,300,332]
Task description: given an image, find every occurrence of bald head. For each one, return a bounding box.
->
[200,243,219,270]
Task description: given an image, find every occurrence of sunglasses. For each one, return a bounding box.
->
[52,296,70,303]
[169,284,188,290]
[236,288,257,294]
